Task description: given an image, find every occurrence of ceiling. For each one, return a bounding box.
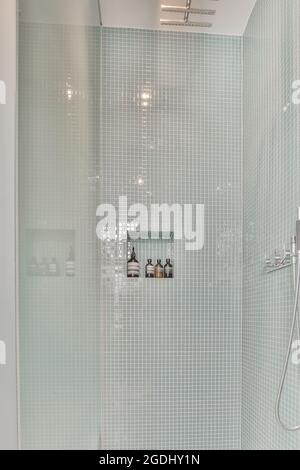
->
[100,0,257,36]
[19,0,101,26]
[19,0,257,36]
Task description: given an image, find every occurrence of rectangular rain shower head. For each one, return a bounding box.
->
[161,6,216,15]
[160,19,213,27]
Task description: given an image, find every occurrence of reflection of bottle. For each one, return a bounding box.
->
[164,259,173,278]
[66,247,75,277]
[40,257,48,276]
[28,256,38,276]
[49,257,58,276]
[145,259,154,278]
[155,259,164,278]
[127,247,140,278]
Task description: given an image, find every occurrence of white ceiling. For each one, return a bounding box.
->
[19,0,257,36]
[19,0,100,25]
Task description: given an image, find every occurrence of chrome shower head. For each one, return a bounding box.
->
[160,19,213,27]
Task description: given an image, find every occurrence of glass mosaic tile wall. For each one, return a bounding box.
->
[18,23,101,449]
[99,28,242,449]
[19,22,242,449]
[243,0,300,450]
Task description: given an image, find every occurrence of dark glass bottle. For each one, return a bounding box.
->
[154,259,164,278]
[127,247,140,278]
[39,257,48,276]
[145,259,154,278]
[164,259,173,278]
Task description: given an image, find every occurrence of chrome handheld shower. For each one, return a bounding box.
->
[275,209,300,432]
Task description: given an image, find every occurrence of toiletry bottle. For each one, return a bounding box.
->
[49,257,58,276]
[155,259,164,278]
[127,247,140,278]
[145,259,154,278]
[164,259,173,278]
[66,246,75,277]
[28,256,38,276]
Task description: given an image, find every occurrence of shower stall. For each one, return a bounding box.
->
[1,0,300,450]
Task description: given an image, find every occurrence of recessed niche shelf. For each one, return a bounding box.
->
[127,230,175,279]
[25,229,76,278]
[127,230,174,241]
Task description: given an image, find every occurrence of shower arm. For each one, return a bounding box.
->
[97,0,102,27]
[184,0,192,23]
[160,1,215,28]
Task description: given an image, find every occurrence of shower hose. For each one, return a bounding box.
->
[275,249,300,431]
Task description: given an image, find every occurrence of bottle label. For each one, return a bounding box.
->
[155,266,164,278]
[146,266,154,275]
[165,266,173,277]
[66,261,75,276]
[128,261,140,277]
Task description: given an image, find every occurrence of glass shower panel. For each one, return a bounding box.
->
[18,0,101,449]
